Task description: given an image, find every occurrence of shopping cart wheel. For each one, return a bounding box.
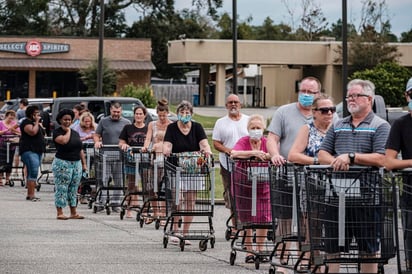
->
[199,240,208,251]
[163,236,168,248]
[179,239,185,251]
[155,219,160,230]
[36,184,41,191]
[268,267,275,274]
[210,236,215,248]
[106,207,111,215]
[9,180,15,187]
[225,228,232,241]
[254,256,260,270]
[139,218,144,228]
[120,209,125,220]
[21,180,25,187]
[93,205,98,213]
[229,251,236,265]
[88,201,92,209]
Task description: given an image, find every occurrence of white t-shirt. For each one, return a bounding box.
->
[212,113,249,169]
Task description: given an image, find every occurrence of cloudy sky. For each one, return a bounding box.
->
[172,0,412,38]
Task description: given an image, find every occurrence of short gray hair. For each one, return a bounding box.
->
[347,79,376,100]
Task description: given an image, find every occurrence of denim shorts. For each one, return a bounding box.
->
[21,151,42,181]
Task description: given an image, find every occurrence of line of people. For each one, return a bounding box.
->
[212,76,412,273]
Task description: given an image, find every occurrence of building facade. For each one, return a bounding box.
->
[0,37,155,99]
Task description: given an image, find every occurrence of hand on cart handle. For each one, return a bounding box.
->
[94,141,102,149]
[270,154,286,166]
[120,143,130,151]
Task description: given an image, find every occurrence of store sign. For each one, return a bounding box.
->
[0,40,70,56]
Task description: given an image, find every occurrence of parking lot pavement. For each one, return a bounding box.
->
[0,182,401,274]
[0,184,272,274]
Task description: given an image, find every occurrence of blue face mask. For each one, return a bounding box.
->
[178,114,191,124]
[298,93,314,107]
[408,101,412,111]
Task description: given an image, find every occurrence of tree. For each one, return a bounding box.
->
[400,29,412,42]
[120,83,156,107]
[350,62,411,107]
[80,58,119,96]
[254,17,292,40]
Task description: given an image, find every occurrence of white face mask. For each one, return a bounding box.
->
[249,129,263,140]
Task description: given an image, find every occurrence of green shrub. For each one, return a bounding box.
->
[120,83,156,108]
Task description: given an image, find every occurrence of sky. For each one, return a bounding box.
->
[169,0,412,38]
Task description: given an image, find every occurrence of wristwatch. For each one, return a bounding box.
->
[348,152,355,165]
[313,156,319,165]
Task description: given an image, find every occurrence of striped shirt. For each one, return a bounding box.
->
[320,111,390,157]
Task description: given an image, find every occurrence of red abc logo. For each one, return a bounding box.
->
[25,40,42,56]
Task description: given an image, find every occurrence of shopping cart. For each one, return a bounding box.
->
[119,147,148,221]
[304,165,396,274]
[0,134,20,187]
[78,142,97,207]
[36,136,56,191]
[162,152,215,251]
[388,168,412,274]
[268,163,308,274]
[228,158,274,270]
[137,152,167,229]
[92,145,125,215]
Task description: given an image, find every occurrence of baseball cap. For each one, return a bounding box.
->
[406,77,412,92]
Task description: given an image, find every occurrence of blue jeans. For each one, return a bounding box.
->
[21,151,42,181]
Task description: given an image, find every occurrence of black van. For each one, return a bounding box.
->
[51,96,148,130]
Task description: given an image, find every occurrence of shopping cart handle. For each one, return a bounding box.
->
[82,142,95,149]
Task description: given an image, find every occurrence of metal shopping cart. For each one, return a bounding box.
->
[388,168,412,274]
[92,145,125,215]
[36,136,56,191]
[119,147,147,221]
[268,163,308,274]
[78,142,97,207]
[228,158,274,270]
[304,165,396,274]
[162,152,215,251]
[0,134,20,187]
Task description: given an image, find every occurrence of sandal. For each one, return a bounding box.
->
[26,197,40,202]
[57,215,69,220]
[69,214,84,219]
[144,217,154,224]
[245,254,255,264]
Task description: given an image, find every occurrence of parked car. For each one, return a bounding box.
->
[146,108,178,122]
[0,98,54,120]
[50,96,149,130]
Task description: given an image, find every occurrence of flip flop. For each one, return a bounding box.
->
[145,218,154,224]
[57,215,69,220]
[245,254,255,264]
[69,214,84,219]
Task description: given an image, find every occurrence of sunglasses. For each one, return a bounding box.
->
[313,107,336,114]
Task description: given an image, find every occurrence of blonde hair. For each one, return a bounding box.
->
[247,114,266,130]
[79,112,96,131]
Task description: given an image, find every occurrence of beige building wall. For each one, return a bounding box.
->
[168,39,412,107]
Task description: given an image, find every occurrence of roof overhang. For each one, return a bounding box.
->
[0,58,155,70]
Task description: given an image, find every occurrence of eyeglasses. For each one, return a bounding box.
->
[227,101,240,104]
[345,93,370,100]
[313,107,336,114]
[299,89,319,95]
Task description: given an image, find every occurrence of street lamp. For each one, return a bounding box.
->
[97,0,106,96]
[232,0,238,95]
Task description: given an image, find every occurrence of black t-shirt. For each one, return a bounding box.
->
[118,124,148,147]
[53,127,82,161]
[19,118,45,155]
[386,113,412,206]
[164,121,207,153]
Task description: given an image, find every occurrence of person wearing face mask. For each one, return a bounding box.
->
[384,77,412,270]
[163,100,212,246]
[231,114,271,263]
[212,94,249,236]
[266,76,322,271]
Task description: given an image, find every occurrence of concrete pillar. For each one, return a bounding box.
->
[29,70,36,98]
[199,64,210,106]
[215,64,226,106]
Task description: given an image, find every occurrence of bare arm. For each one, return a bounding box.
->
[199,138,212,154]
[163,141,172,156]
[288,126,313,165]
[118,138,129,151]
[142,122,153,151]
[266,132,284,165]
[54,127,71,145]
[384,149,412,170]
[93,133,102,148]
[213,140,231,155]
[23,116,42,136]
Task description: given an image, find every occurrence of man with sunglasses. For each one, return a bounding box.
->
[384,77,412,270]
[318,79,390,273]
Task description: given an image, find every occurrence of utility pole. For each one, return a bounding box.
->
[232,0,238,94]
[97,0,105,96]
